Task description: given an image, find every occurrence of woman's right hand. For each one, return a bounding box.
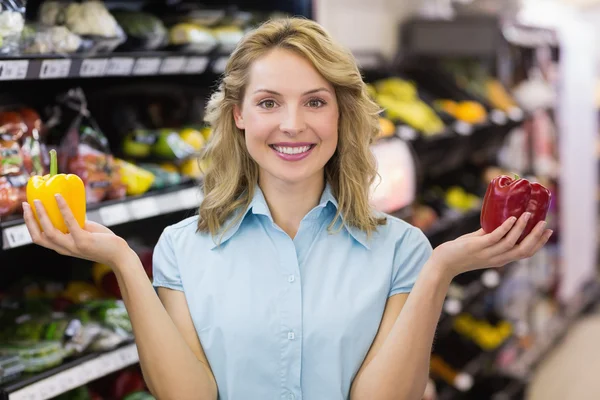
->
[23,194,134,268]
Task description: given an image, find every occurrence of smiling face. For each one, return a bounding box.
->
[233,48,339,188]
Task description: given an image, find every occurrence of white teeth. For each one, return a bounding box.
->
[273,145,311,155]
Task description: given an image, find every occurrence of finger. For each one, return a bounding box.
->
[55,194,85,239]
[479,216,517,247]
[23,203,69,254]
[23,202,45,245]
[33,199,74,251]
[529,229,553,255]
[84,221,115,235]
[461,229,486,239]
[500,220,548,262]
[486,212,532,256]
[489,228,552,267]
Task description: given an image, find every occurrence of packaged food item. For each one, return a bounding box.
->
[48,88,126,203]
[169,22,217,53]
[112,10,167,51]
[21,23,87,55]
[0,354,24,383]
[38,0,126,54]
[153,128,196,160]
[0,0,25,55]
[0,341,65,372]
[0,137,27,216]
[212,25,244,53]
[138,163,183,189]
[18,107,49,176]
[113,158,155,196]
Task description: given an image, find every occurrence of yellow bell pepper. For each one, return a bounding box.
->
[27,149,86,233]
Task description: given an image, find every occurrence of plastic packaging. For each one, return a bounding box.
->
[47,88,126,204]
[21,23,88,55]
[0,0,25,55]
[168,22,217,53]
[112,10,167,51]
[38,0,126,54]
[0,354,25,382]
[0,135,27,217]
[0,341,65,373]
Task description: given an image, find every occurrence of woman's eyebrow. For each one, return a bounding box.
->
[253,87,331,95]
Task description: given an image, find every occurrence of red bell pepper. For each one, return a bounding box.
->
[480,175,551,243]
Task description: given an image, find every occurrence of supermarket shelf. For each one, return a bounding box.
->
[500,280,600,380]
[424,207,482,248]
[0,51,230,81]
[1,342,138,400]
[1,183,202,250]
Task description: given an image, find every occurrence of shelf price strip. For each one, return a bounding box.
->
[8,344,139,400]
[0,60,29,80]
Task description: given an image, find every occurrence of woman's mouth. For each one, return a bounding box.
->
[269,144,316,161]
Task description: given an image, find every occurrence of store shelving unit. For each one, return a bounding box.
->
[1,342,138,400]
[0,51,230,81]
[1,182,202,250]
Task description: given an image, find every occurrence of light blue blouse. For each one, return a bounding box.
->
[152,184,432,400]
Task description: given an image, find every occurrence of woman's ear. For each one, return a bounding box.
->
[233,104,245,130]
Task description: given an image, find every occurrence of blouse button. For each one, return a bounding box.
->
[288,275,295,283]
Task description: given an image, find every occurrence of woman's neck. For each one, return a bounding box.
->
[258,174,325,239]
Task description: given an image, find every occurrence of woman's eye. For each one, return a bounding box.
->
[259,100,277,109]
[307,99,326,108]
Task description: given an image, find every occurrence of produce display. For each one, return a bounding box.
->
[0,0,25,54]
[54,367,154,400]
[112,10,167,51]
[480,175,552,242]
[367,78,446,136]
[0,1,285,56]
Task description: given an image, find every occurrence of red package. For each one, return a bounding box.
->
[54,89,126,204]
[18,108,49,176]
[0,138,28,217]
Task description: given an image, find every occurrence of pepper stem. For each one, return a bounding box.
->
[513,173,520,180]
[50,149,57,177]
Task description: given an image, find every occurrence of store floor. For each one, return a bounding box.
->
[527,308,600,400]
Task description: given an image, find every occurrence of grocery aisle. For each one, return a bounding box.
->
[527,308,600,400]
[0,0,597,400]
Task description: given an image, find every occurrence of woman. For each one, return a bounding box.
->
[22,18,552,400]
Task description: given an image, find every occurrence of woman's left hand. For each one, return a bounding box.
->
[430,211,553,280]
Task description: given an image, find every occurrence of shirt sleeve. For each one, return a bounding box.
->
[152,226,184,291]
[389,227,433,297]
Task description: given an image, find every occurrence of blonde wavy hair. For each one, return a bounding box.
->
[198,17,386,239]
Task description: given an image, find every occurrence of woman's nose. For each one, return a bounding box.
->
[280,108,306,136]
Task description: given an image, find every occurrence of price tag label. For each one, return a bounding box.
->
[4,224,32,248]
[39,59,71,79]
[212,56,229,74]
[396,125,418,141]
[160,56,187,74]
[130,198,160,220]
[105,57,135,76]
[79,58,107,77]
[184,56,209,74]
[454,121,473,136]
[490,109,508,125]
[99,203,130,226]
[9,388,39,400]
[0,60,28,80]
[132,57,161,75]
[159,192,184,213]
[178,187,201,209]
